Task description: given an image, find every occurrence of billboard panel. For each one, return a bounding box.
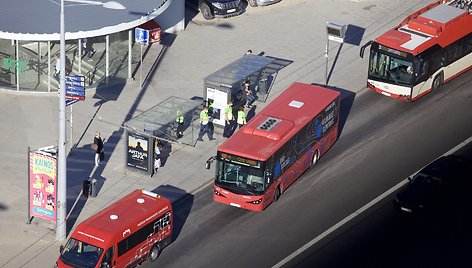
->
[127,132,150,172]
[29,152,57,223]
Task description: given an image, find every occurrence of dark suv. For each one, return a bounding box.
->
[189,0,245,20]
[394,155,472,215]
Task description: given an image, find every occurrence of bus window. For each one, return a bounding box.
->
[215,160,265,194]
[60,238,103,268]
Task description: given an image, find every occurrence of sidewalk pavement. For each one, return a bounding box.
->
[0,0,435,267]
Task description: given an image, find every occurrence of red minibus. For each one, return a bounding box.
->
[56,189,172,268]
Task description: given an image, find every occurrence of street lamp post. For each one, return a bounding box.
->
[55,0,126,241]
[56,0,67,241]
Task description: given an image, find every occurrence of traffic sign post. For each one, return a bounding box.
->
[64,75,85,151]
[135,27,149,89]
[325,21,347,85]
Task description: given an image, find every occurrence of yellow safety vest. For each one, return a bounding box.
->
[225,106,233,120]
[237,110,246,125]
[176,114,184,124]
[200,110,209,125]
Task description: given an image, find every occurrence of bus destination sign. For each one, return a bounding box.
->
[219,153,260,167]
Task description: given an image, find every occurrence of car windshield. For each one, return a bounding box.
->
[60,238,103,268]
[215,160,265,195]
[369,49,414,85]
[411,173,444,187]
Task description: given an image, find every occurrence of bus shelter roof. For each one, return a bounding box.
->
[204,54,276,87]
[124,96,202,146]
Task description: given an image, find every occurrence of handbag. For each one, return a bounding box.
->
[90,143,98,151]
[100,151,105,161]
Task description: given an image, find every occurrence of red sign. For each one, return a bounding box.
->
[29,152,57,223]
[139,20,161,43]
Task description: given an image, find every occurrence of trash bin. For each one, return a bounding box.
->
[258,76,269,95]
[83,177,92,197]
[90,178,98,198]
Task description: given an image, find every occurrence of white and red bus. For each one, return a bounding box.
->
[212,82,340,211]
[56,189,172,268]
[360,0,472,101]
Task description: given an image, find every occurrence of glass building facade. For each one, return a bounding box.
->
[0,29,144,92]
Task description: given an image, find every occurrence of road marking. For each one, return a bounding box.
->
[272,135,472,268]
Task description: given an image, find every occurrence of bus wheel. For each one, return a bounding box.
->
[432,73,443,91]
[149,245,160,262]
[311,151,319,168]
[274,186,281,202]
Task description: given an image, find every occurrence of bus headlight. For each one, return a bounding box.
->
[214,189,225,197]
[249,198,262,204]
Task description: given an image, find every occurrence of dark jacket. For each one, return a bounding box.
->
[94,137,103,153]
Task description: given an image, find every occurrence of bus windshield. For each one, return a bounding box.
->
[369,49,414,85]
[60,238,104,268]
[215,160,265,195]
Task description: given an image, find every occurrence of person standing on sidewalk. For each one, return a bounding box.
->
[153,140,161,175]
[93,131,104,167]
[237,106,247,129]
[53,54,61,84]
[197,106,215,141]
[223,101,235,138]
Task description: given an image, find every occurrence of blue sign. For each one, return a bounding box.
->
[135,28,149,44]
[65,75,85,101]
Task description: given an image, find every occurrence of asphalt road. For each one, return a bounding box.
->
[290,139,472,268]
[144,69,472,268]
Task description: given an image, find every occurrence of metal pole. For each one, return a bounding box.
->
[140,42,143,88]
[56,0,67,241]
[325,40,329,86]
[70,105,73,151]
[128,30,132,79]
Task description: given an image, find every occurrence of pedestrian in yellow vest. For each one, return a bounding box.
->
[197,106,215,141]
[223,101,235,138]
[237,106,246,129]
[175,110,184,138]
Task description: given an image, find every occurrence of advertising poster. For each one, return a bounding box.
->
[127,132,149,171]
[29,152,57,223]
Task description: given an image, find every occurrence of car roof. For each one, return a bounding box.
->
[419,155,472,181]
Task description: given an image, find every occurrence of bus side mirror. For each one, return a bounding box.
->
[359,40,373,58]
[59,245,64,254]
[206,156,216,170]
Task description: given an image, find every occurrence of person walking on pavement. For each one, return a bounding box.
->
[53,54,61,84]
[223,101,235,138]
[175,110,184,138]
[93,131,104,167]
[197,106,215,141]
[237,106,247,129]
[82,38,96,60]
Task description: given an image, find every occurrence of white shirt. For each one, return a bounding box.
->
[55,58,61,74]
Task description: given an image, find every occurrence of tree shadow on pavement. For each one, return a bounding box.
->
[152,185,194,243]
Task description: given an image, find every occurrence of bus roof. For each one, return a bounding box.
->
[218,82,340,161]
[70,189,171,248]
[375,1,472,55]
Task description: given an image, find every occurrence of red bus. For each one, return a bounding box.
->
[212,82,340,211]
[56,189,172,268]
[360,0,472,101]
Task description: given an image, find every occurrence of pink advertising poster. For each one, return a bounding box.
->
[29,152,57,223]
